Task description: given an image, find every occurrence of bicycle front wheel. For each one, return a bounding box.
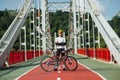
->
[65,56,78,71]
[40,56,55,72]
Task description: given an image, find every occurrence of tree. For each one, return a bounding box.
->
[109,15,120,37]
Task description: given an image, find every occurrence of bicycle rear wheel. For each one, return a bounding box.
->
[65,56,78,71]
[40,56,55,72]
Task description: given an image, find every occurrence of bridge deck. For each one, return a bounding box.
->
[0,54,120,80]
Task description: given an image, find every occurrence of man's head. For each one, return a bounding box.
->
[58,29,63,36]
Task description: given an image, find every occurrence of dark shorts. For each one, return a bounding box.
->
[56,48,65,56]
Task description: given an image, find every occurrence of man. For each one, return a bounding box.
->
[55,29,67,71]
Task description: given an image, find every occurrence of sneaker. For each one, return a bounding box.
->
[63,68,67,71]
[54,68,58,71]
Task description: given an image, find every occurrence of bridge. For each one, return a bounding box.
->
[0,0,120,80]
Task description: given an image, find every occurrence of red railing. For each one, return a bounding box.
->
[8,50,43,65]
[77,48,111,62]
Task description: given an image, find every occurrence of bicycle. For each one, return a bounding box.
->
[40,48,78,72]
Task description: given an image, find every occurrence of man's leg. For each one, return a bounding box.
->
[61,51,67,71]
[54,50,60,71]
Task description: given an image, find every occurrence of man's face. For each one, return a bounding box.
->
[58,33,62,36]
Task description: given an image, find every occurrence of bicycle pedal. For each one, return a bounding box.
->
[54,68,58,71]
[63,68,67,71]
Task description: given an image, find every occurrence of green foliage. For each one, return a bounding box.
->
[108,15,120,37]
[0,9,16,39]
[49,10,69,36]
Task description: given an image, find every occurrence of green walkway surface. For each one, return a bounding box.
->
[74,54,120,80]
[0,54,120,80]
[0,57,42,80]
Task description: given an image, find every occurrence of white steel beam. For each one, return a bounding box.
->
[41,0,47,54]
[73,0,77,54]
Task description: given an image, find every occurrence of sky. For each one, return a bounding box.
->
[0,0,119,20]
[97,0,120,20]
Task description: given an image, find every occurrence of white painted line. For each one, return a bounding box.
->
[57,77,61,80]
[58,71,61,73]
[78,61,107,80]
[15,65,39,80]
[57,66,61,80]
[76,54,107,80]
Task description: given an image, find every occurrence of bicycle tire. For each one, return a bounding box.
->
[65,56,78,71]
[40,56,55,72]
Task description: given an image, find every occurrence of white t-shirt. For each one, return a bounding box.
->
[55,36,66,49]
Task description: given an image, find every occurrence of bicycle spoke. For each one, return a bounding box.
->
[40,56,55,72]
[65,56,78,71]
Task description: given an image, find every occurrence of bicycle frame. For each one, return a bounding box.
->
[52,49,71,67]
[40,48,78,72]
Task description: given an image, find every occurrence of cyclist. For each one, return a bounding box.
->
[54,29,67,71]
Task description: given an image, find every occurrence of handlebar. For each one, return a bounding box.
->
[50,48,73,54]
